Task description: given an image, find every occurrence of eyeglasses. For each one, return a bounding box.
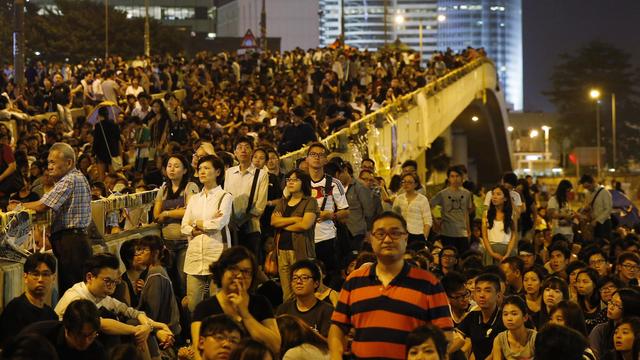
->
[608,301,623,310]
[599,285,617,293]
[205,333,241,345]
[589,259,606,266]
[620,263,639,271]
[134,248,150,255]
[448,290,471,301]
[99,277,121,286]
[307,151,326,159]
[371,229,407,240]
[28,271,53,279]
[228,265,253,278]
[291,275,313,283]
[73,330,99,341]
[401,180,415,185]
[285,177,301,183]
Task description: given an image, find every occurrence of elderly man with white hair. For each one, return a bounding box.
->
[9,142,92,294]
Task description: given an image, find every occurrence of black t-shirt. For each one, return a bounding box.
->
[0,293,58,347]
[277,204,298,250]
[50,84,70,107]
[19,320,106,360]
[276,299,334,337]
[279,123,316,153]
[326,103,354,133]
[456,308,505,360]
[92,120,121,163]
[193,294,275,325]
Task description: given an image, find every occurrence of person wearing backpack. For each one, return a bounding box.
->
[304,142,349,288]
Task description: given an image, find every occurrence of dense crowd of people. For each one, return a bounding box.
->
[0,45,638,360]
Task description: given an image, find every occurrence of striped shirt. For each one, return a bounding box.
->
[40,168,91,233]
[331,262,453,359]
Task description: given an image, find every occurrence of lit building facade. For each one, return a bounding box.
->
[31,0,216,34]
[319,0,439,62]
[436,0,523,110]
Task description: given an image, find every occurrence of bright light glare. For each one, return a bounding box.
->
[541,125,551,131]
[507,126,514,132]
[589,89,601,99]
[471,116,479,122]
[437,14,447,22]
[394,15,405,24]
[529,129,539,138]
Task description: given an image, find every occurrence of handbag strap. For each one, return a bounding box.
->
[217,192,231,248]
[245,168,260,215]
[98,120,115,159]
[320,175,333,211]
[590,187,605,208]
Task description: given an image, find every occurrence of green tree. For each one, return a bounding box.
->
[545,41,640,167]
[1,0,186,63]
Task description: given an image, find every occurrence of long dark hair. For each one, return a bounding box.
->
[555,179,572,208]
[164,154,192,200]
[612,317,640,360]
[487,185,513,233]
[549,300,588,336]
[276,315,328,355]
[576,268,600,312]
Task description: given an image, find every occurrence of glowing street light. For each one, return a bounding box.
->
[541,125,551,156]
[529,129,539,138]
[394,14,405,24]
[437,14,447,22]
[507,126,514,132]
[589,89,601,100]
[471,115,479,122]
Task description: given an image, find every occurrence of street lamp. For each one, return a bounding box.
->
[507,126,514,132]
[471,115,479,122]
[394,14,405,24]
[541,125,551,159]
[437,14,447,22]
[589,88,601,178]
[529,129,539,138]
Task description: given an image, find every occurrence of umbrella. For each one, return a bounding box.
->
[611,189,640,228]
[87,101,121,125]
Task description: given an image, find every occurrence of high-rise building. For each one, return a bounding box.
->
[31,0,216,35]
[319,0,439,61]
[215,0,319,51]
[437,0,522,110]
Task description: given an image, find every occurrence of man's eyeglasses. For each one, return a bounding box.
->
[28,271,53,279]
[228,265,253,278]
[371,229,407,240]
[448,290,471,301]
[205,333,241,345]
[292,275,313,283]
[285,177,301,183]
[619,263,639,271]
[589,259,606,266]
[307,152,326,159]
[99,277,121,286]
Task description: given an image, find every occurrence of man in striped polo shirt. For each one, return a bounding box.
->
[328,211,453,359]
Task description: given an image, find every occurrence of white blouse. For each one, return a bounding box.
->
[392,193,433,235]
[181,185,233,275]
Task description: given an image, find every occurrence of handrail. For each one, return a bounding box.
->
[280,57,492,162]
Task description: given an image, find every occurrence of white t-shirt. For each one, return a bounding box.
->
[311,176,349,242]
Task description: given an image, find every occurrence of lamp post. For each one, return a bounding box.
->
[105,0,109,59]
[611,93,617,170]
[394,14,404,42]
[144,0,150,57]
[589,89,601,178]
[541,125,551,158]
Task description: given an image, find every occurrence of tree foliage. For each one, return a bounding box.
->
[545,41,640,166]
[1,0,187,63]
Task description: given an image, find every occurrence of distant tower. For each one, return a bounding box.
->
[436,0,523,110]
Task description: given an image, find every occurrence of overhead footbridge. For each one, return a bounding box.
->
[282,57,513,185]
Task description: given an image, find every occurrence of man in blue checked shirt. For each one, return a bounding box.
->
[9,142,92,294]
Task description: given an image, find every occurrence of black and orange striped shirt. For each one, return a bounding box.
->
[331,261,454,359]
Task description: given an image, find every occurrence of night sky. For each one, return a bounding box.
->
[522,0,640,112]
